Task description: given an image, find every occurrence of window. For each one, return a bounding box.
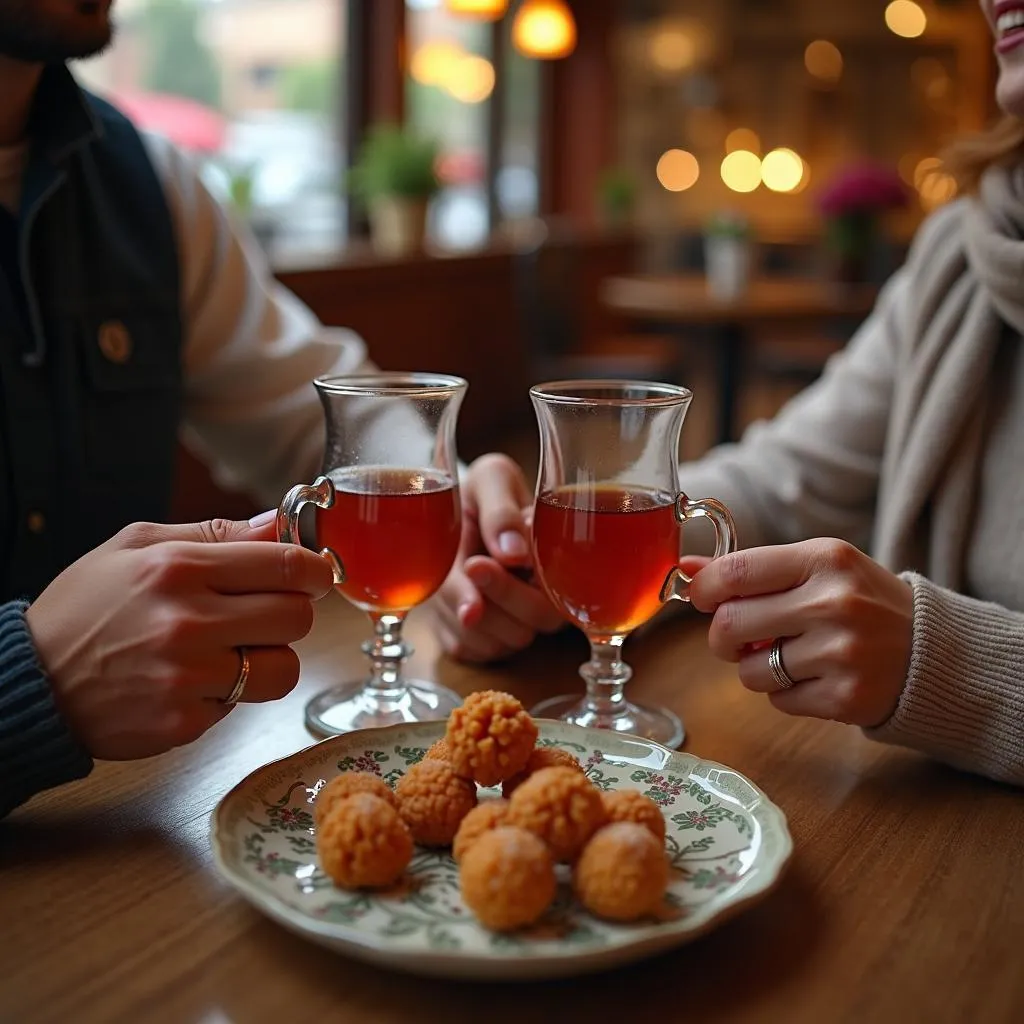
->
[498,22,542,222]
[74,0,347,261]
[405,0,493,250]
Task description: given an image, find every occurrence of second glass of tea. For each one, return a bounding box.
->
[529,380,738,748]
[277,373,466,737]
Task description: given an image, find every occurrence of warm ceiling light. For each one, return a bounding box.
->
[443,0,509,18]
[725,127,760,155]
[445,54,495,103]
[656,149,700,192]
[761,148,805,193]
[512,0,577,60]
[804,40,843,83]
[721,150,762,193]
[885,1,927,39]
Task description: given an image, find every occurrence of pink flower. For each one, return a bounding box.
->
[818,163,908,217]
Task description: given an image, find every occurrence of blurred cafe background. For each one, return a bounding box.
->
[73,0,996,515]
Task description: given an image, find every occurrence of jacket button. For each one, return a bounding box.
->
[98,320,132,364]
[26,511,45,534]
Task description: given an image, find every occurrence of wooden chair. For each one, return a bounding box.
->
[514,225,681,384]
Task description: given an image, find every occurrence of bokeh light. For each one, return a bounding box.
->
[444,0,509,18]
[445,55,495,103]
[512,0,577,60]
[721,150,762,193]
[914,157,957,210]
[761,148,805,193]
[650,26,697,73]
[804,40,843,83]
[410,41,465,87]
[725,128,761,155]
[657,149,700,192]
[885,1,927,39]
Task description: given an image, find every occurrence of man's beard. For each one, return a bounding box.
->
[0,1,113,63]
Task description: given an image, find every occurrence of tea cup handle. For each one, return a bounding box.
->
[660,492,738,604]
[276,475,346,585]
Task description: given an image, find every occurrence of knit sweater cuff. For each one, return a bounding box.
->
[0,601,93,817]
[865,573,1024,785]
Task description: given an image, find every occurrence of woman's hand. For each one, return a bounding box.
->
[689,539,914,727]
[25,515,334,761]
[430,453,563,663]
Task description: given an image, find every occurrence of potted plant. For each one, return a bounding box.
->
[349,124,442,256]
[704,211,753,300]
[597,166,638,228]
[818,163,908,284]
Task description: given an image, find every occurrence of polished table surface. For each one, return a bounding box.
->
[3,593,1023,1024]
[600,274,879,324]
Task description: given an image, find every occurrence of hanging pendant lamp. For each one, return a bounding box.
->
[512,0,577,60]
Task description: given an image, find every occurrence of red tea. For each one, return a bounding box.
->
[316,467,460,614]
[532,484,679,637]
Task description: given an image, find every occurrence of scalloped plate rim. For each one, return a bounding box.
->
[210,720,793,980]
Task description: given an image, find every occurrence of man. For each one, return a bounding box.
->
[0,0,526,816]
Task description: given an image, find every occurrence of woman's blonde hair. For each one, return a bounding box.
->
[944,115,1024,191]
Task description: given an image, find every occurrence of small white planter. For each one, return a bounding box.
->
[704,235,752,301]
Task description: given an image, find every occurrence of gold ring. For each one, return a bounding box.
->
[768,638,798,691]
[223,646,251,704]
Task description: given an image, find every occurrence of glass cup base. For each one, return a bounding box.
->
[529,693,685,749]
[305,679,462,738]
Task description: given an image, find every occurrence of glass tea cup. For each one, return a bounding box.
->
[277,373,466,737]
[529,379,737,748]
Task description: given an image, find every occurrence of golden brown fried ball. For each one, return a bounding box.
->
[446,690,538,788]
[574,823,669,921]
[601,790,666,842]
[506,766,607,862]
[459,827,556,931]
[317,793,413,889]
[424,738,450,762]
[395,758,478,846]
[452,799,511,863]
[501,745,585,798]
[314,771,397,828]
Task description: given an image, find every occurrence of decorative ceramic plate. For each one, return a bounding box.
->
[211,721,792,980]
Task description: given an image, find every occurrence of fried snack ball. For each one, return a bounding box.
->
[317,793,413,889]
[459,827,556,932]
[314,771,397,827]
[601,789,666,842]
[424,738,450,762]
[446,690,538,788]
[501,745,585,798]
[574,823,669,921]
[395,758,478,846]
[452,799,511,863]
[507,766,607,862]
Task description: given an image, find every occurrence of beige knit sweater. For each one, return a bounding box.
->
[680,165,1024,785]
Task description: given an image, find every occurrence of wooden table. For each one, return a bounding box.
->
[3,593,1023,1024]
[601,275,879,445]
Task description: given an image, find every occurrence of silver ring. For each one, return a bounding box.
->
[222,646,251,704]
[768,638,798,691]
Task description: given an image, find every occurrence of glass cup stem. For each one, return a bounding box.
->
[360,613,412,703]
[579,635,633,724]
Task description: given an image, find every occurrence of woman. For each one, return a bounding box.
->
[433,0,1024,786]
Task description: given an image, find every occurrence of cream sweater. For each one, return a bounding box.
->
[680,166,1024,785]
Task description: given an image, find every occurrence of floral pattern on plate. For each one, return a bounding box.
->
[212,721,792,980]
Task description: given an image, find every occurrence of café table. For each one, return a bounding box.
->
[3,592,1023,1024]
[600,274,879,446]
